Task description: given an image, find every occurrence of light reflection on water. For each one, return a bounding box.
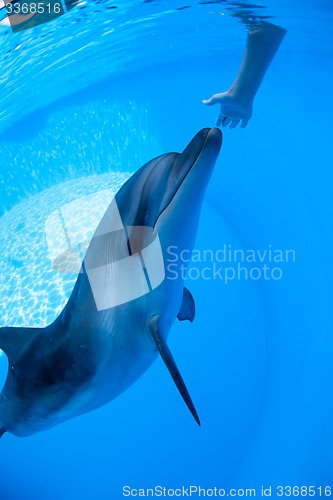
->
[0,171,131,328]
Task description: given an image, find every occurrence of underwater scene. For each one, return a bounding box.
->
[0,0,333,498]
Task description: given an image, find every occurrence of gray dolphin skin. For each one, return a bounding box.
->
[0,127,222,437]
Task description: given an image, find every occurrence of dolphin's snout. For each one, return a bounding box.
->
[202,127,223,148]
[178,127,222,169]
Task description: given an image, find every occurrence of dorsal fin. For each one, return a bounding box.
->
[177,287,195,322]
[0,327,41,364]
[149,315,200,426]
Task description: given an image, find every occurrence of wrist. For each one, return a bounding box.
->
[228,85,255,105]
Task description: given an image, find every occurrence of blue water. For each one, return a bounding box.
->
[0,0,333,498]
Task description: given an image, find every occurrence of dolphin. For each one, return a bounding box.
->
[0,127,222,437]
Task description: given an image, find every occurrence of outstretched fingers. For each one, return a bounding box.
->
[229,119,240,129]
[216,114,242,129]
[203,91,253,129]
[216,113,223,127]
[222,117,232,127]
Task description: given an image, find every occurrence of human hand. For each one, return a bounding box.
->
[203,90,253,128]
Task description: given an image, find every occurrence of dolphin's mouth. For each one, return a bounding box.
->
[154,127,221,228]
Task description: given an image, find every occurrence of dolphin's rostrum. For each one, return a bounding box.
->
[0,128,222,437]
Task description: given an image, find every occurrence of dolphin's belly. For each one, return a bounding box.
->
[76,299,162,405]
[68,326,159,415]
[4,318,158,436]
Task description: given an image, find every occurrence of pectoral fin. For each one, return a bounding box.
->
[177,287,195,322]
[150,315,200,426]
